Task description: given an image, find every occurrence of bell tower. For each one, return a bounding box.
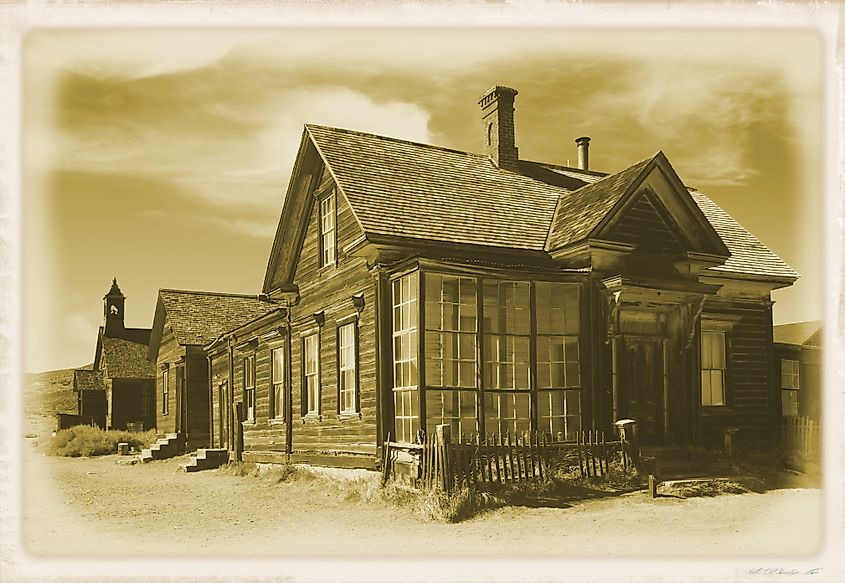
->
[103,277,126,337]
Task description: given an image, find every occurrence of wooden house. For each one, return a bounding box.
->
[773,321,822,421]
[73,279,156,431]
[147,289,279,450]
[209,85,798,468]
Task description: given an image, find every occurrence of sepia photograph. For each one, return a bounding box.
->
[3,3,842,582]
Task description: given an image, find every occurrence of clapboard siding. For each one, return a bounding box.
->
[701,300,773,444]
[154,317,184,437]
[238,331,288,454]
[608,192,683,253]
[286,176,378,459]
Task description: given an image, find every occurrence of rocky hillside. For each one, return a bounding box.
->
[24,365,88,418]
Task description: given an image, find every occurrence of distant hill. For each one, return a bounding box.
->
[24,365,90,418]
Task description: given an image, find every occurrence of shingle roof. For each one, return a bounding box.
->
[545,156,654,251]
[159,290,280,346]
[774,321,822,346]
[304,124,796,281]
[307,124,568,250]
[689,191,799,280]
[101,336,155,379]
[73,369,105,391]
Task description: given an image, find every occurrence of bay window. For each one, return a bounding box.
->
[392,272,419,442]
[483,280,531,436]
[536,282,581,441]
[425,273,478,437]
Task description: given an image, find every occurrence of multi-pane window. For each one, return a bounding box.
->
[319,194,336,267]
[425,274,478,437]
[392,272,419,442]
[271,347,285,420]
[536,282,581,441]
[303,334,320,415]
[243,355,256,422]
[483,280,530,436]
[701,331,726,406]
[781,359,800,417]
[338,322,358,414]
[162,367,169,415]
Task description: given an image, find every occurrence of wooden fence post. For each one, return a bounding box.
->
[436,424,452,492]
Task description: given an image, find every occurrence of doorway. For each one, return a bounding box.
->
[621,336,664,444]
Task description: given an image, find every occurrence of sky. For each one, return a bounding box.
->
[22,27,824,373]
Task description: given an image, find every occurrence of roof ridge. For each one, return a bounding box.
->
[526,159,609,178]
[305,123,489,160]
[159,288,264,300]
[564,152,659,194]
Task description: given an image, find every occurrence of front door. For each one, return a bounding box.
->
[622,336,663,444]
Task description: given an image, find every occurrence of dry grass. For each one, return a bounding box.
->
[47,426,157,457]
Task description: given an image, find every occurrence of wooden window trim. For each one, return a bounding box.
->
[161,366,169,416]
[336,319,360,417]
[243,354,256,424]
[700,330,728,408]
[317,189,337,270]
[301,332,321,417]
[270,344,286,422]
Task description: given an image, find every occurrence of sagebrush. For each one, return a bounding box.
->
[48,426,156,457]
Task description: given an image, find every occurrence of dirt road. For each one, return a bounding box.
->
[17,438,824,561]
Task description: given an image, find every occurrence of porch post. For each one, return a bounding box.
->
[611,335,619,422]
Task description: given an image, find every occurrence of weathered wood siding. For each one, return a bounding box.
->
[209,349,230,450]
[154,314,185,437]
[237,325,289,462]
[185,351,210,449]
[110,379,156,431]
[607,192,684,254]
[283,173,378,462]
[700,300,774,444]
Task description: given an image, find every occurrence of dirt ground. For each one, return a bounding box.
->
[14,424,825,565]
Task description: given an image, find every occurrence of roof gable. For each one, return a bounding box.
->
[546,152,730,259]
[148,289,282,359]
[262,124,796,285]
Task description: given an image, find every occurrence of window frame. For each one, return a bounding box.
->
[161,366,169,416]
[318,189,337,269]
[302,332,321,417]
[700,329,727,407]
[392,271,420,442]
[270,345,285,421]
[243,354,256,423]
[337,319,360,416]
[780,358,800,417]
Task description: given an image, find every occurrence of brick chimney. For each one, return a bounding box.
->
[478,86,519,170]
[576,136,591,170]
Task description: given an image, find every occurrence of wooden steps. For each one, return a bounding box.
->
[182,448,229,473]
[139,433,182,463]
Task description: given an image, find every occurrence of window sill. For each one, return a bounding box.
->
[269,418,286,426]
[338,412,362,421]
[241,420,257,426]
[301,413,323,424]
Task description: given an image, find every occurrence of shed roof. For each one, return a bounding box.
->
[157,289,281,347]
[774,321,822,347]
[302,124,796,281]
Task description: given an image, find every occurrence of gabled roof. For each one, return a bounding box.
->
[690,191,798,280]
[264,124,797,289]
[149,289,281,357]
[73,369,105,392]
[774,321,822,346]
[545,156,654,251]
[306,124,567,250]
[100,336,155,380]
